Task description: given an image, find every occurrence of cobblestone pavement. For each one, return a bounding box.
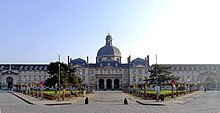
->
[1,90,220,113]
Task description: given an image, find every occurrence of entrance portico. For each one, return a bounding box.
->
[1,70,18,89]
[96,74,122,90]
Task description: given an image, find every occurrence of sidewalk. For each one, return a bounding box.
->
[122,91,204,106]
[170,91,204,104]
[122,93,166,106]
[9,91,79,106]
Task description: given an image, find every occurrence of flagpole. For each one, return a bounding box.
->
[155,54,159,101]
[58,54,61,101]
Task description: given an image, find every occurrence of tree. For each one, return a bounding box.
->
[148,64,180,85]
[45,62,81,88]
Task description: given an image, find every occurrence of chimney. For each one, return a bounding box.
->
[67,56,70,65]
[87,56,89,64]
[127,55,131,63]
[70,58,72,65]
[147,55,149,65]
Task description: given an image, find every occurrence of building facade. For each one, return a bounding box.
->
[0,64,49,89]
[1,33,220,90]
[163,64,220,90]
[70,33,150,90]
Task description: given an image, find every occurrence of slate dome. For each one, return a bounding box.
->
[96,33,121,63]
[97,46,121,57]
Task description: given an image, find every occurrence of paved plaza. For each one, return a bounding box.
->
[1,90,220,113]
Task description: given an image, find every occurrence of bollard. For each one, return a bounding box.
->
[85,97,89,104]
[124,98,128,105]
[160,94,165,101]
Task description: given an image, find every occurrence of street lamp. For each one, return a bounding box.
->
[58,63,61,101]
[22,79,25,94]
[197,81,200,91]
[187,78,190,93]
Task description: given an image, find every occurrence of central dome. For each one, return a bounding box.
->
[97,46,121,57]
[96,33,121,63]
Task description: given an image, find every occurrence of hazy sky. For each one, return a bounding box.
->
[1,0,220,64]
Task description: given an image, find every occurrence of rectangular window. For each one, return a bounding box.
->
[91,70,94,75]
[19,76,21,81]
[119,69,122,73]
[82,69,85,74]
[82,76,85,81]
[182,76,184,81]
[133,76,136,82]
[138,69,142,75]
[100,70,103,74]
[124,76,127,81]
[187,76,190,80]
[115,70,118,74]
[197,76,200,81]
[138,76,142,82]
[112,69,114,74]
[124,70,127,75]
[107,70,110,74]
[133,69,136,75]
[192,76,194,81]
[145,69,148,74]
[91,76,94,81]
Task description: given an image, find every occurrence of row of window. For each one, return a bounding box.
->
[172,66,220,71]
[18,75,48,81]
[1,66,47,70]
[78,69,128,75]
[132,76,143,82]
[132,69,149,75]
[78,68,150,75]
[20,71,47,74]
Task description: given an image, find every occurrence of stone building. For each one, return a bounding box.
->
[0,64,49,89]
[163,64,220,90]
[70,33,150,90]
[1,33,220,91]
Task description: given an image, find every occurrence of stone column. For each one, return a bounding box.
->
[104,78,107,89]
[1,75,3,88]
[120,79,122,89]
[97,79,99,90]
[112,78,114,90]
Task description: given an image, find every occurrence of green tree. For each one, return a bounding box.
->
[148,65,180,85]
[45,62,81,88]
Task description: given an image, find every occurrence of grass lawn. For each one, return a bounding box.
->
[34,90,82,96]
[139,90,186,95]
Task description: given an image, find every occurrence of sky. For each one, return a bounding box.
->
[0,0,220,64]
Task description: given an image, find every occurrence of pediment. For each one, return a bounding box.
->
[2,70,19,75]
[134,64,145,68]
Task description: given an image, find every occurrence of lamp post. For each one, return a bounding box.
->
[187,78,190,93]
[22,79,25,94]
[58,63,61,101]
[197,81,200,91]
